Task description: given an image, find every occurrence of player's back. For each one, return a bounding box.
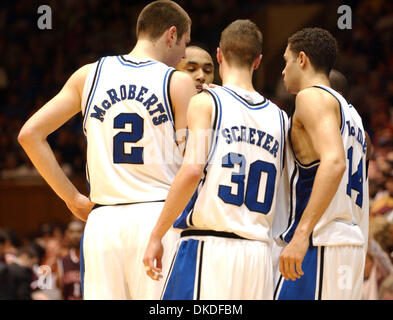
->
[279,85,369,246]
[82,55,182,205]
[174,84,288,242]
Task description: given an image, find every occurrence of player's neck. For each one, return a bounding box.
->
[222,68,255,92]
[128,39,166,63]
[299,72,330,91]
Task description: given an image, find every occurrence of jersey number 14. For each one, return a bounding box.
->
[346,146,363,208]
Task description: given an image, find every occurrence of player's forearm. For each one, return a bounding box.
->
[294,157,345,238]
[151,164,203,239]
[18,132,79,205]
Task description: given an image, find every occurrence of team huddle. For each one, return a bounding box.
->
[18,1,368,300]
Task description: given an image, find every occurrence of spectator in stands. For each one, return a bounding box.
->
[57,220,84,300]
[0,245,39,300]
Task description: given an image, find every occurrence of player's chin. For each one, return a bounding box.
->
[195,84,203,93]
[284,81,296,95]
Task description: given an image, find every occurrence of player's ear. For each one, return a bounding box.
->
[253,54,262,70]
[166,26,177,48]
[298,51,307,69]
[216,47,222,64]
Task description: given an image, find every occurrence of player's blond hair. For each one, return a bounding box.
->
[136,0,191,43]
[219,19,263,68]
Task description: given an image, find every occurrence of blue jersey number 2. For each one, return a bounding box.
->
[113,113,144,164]
[218,152,277,215]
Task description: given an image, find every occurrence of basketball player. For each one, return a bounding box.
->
[143,19,288,300]
[274,28,369,300]
[176,45,214,93]
[329,69,372,161]
[57,220,84,300]
[18,0,196,299]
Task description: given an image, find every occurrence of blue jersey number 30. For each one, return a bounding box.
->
[218,152,277,215]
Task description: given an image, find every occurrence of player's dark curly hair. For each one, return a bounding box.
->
[288,27,337,75]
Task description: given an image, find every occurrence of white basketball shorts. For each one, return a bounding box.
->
[274,245,365,300]
[162,229,273,300]
[81,201,179,300]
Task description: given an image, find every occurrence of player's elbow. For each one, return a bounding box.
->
[18,124,37,149]
[325,156,346,180]
[183,164,204,183]
[18,125,31,147]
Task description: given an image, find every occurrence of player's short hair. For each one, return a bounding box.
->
[288,27,337,75]
[136,0,191,43]
[219,19,263,68]
[186,43,212,56]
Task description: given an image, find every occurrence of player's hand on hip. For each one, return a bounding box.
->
[66,193,95,222]
[143,236,163,281]
[279,235,308,281]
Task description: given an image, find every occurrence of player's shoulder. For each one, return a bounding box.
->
[295,86,338,114]
[169,71,197,100]
[170,69,193,83]
[189,90,213,110]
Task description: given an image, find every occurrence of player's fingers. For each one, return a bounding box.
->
[144,263,162,280]
[287,258,297,281]
[155,258,162,271]
[295,259,304,278]
[279,254,290,281]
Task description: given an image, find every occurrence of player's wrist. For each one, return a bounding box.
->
[150,227,165,241]
[293,226,311,241]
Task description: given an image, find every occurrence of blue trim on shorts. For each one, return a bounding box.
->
[277,245,318,300]
[162,239,200,300]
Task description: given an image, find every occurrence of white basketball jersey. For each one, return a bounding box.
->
[81,55,182,205]
[174,85,288,243]
[276,85,369,246]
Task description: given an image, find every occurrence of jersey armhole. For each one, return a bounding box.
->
[81,61,99,116]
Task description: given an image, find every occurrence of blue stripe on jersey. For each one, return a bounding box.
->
[83,135,90,193]
[163,68,175,128]
[277,245,318,300]
[173,90,222,229]
[83,57,106,134]
[162,239,200,300]
[80,230,85,299]
[205,88,223,166]
[173,188,199,228]
[283,163,319,243]
[116,55,157,68]
[278,109,285,172]
[220,86,269,110]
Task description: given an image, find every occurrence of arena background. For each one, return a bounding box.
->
[1,0,393,300]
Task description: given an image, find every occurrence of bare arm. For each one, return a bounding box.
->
[170,71,198,152]
[18,64,94,221]
[280,88,346,281]
[143,92,212,280]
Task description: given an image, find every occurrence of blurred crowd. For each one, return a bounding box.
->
[333,0,393,300]
[0,0,263,180]
[0,219,84,300]
[1,0,393,299]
